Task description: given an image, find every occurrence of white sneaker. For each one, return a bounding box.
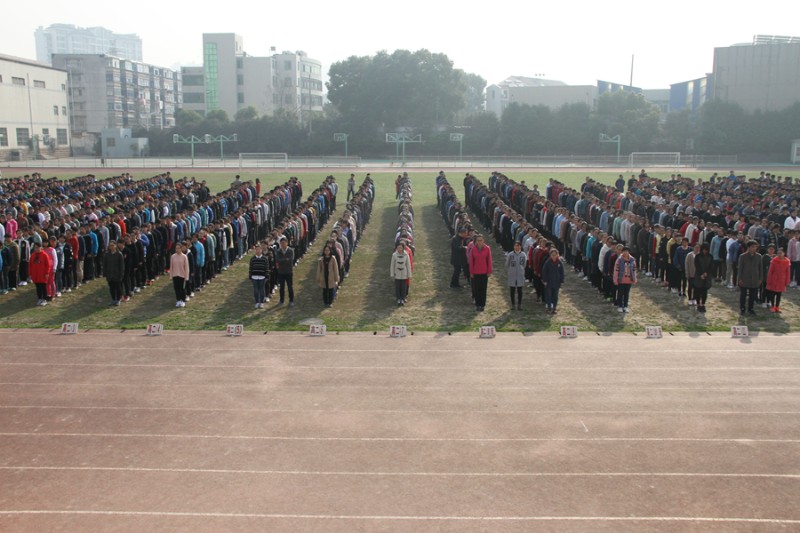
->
[19,281,28,286]
[41,300,48,306]
[179,301,186,308]
[617,307,624,313]
[790,281,797,288]
[56,292,62,298]
[176,301,181,307]
[623,307,630,313]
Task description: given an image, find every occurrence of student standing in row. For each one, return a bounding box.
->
[390,242,412,306]
[275,237,295,306]
[541,248,565,315]
[249,244,269,309]
[170,243,190,308]
[317,244,340,308]
[693,243,714,313]
[102,242,125,306]
[505,241,526,310]
[613,247,637,313]
[469,235,492,312]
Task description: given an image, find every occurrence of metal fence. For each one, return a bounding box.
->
[0,154,751,170]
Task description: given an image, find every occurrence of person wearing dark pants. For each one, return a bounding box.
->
[541,248,566,314]
[612,247,637,313]
[693,243,714,313]
[737,240,763,316]
[274,237,295,306]
[469,235,492,311]
[317,245,340,308]
[102,242,125,306]
[390,243,412,305]
[505,241,526,310]
[169,244,190,308]
[249,244,269,309]
[449,228,469,289]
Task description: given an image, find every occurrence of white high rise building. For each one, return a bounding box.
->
[35,24,143,65]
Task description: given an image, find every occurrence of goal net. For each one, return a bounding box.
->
[238,152,289,169]
[628,152,681,169]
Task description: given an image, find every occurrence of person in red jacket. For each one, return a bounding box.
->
[469,234,493,311]
[28,242,52,307]
[765,247,791,313]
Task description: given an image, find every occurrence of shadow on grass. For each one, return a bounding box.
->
[355,197,403,329]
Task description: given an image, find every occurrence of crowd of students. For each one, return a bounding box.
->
[0,171,345,309]
[459,168,797,317]
[390,173,413,305]
[314,174,375,307]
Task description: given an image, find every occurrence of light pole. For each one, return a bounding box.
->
[599,133,621,164]
[333,133,349,157]
[450,133,464,160]
[173,134,204,166]
[204,133,238,160]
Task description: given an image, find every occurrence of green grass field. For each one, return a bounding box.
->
[1,169,796,333]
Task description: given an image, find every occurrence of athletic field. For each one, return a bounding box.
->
[0,168,797,333]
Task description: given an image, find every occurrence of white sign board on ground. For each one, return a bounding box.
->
[226,324,244,337]
[146,324,164,336]
[645,326,663,339]
[731,325,749,338]
[479,326,496,338]
[560,326,578,338]
[60,323,79,335]
[390,325,407,338]
[309,325,327,336]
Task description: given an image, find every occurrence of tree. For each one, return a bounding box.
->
[457,72,487,120]
[327,49,468,132]
[204,109,230,125]
[234,106,259,122]
[695,100,748,154]
[593,91,661,153]
[175,109,204,129]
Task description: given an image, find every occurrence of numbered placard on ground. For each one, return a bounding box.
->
[309,324,327,336]
[645,326,663,339]
[146,324,164,336]
[560,326,578,338]
[390,325,407,338]
[731,325,749,338]
[60,323,79,335]
[479,326,496,338]
[226,324,244,337]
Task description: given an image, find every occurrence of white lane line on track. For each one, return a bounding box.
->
[2,466,800,478]
[0,511,798,524]
[2,382,800,391]
[2,362,800,371]
[2,406,800,415]
[1,432,799,443]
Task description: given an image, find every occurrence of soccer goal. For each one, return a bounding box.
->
[238,152,289,169]
[628,152,681,169]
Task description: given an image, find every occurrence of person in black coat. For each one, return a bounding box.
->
[450,227,469,288]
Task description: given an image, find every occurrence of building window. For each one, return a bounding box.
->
[12,77,25,86]
[238,93,244,104]
[62,106,67,115]
[16,128,30,145]
[237,74,243,86]
[0,128,8,147]
[284,60,292,70]
[183,93,205,104]
[62,83,66,91]
[54,105,59,115]
[57,129,68,145]
[236,58,243,69]
[34,80,46,88]
[107,138,116,147]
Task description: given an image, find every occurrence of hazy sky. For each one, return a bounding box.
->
[3,0,796,89]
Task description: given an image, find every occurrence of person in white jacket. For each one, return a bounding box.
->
[390,242,412,305]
